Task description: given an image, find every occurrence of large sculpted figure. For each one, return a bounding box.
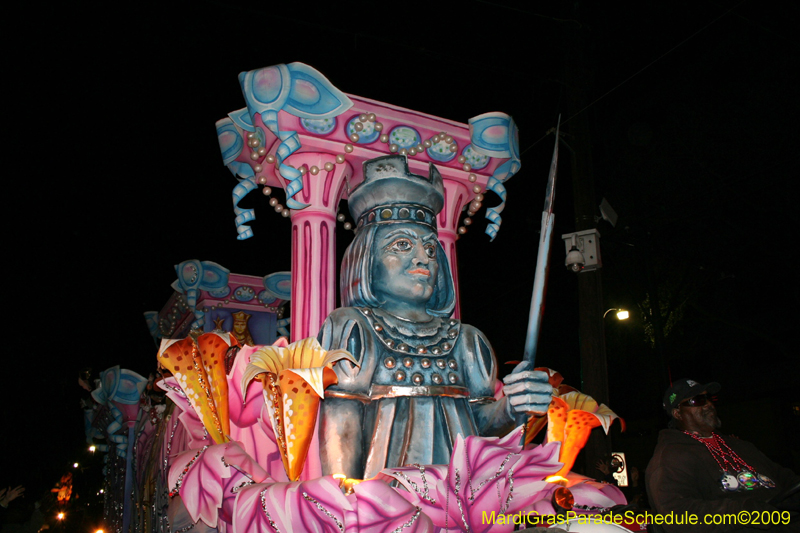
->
[319,155,551,480]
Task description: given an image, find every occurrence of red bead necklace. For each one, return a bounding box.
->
[683,432,775,492]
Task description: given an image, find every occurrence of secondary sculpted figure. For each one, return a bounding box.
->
[318,155,552,480]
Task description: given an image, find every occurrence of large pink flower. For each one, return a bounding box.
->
[168,441,271,528]
[382,429,562,533]
[233,476,351,533]
[347,480,434,533]
[227,344,288,481]
[231,476,432,533]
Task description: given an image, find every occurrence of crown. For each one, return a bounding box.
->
[348,155,444,232]
[231,311,252,323]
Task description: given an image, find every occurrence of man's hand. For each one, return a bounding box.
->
[595,459,611,475]
[0,485,24,507]
[502,361,552,417]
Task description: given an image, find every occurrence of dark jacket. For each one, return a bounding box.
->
[646,429,799,532]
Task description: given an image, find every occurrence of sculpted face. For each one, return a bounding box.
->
[371,224,439,310]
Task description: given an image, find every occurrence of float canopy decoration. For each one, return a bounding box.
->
[216,62,521,242]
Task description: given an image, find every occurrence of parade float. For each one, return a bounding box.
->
[83,63,631,533]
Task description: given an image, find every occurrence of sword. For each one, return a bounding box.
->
[514,116,561,436]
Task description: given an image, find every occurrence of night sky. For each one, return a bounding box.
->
[3,0,797,517]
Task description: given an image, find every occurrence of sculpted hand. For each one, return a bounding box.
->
[502,361,552,417]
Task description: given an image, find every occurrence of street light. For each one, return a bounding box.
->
[604,308,629,321]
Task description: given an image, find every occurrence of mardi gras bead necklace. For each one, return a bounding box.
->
[684,432,776,492]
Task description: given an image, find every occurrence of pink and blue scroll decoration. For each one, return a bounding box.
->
[91,367,148,457]
[216,110,263,240]
[236,63,353,231]
[468,112,521,240]
[276,317,291,339]
[173,260,230,329]
[262,271,292,301]
[82,408,107,451]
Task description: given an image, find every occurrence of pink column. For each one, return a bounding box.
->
[438,179,471,319]
[282,153,352,341]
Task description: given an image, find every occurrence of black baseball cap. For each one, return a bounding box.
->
[663,378,721,412]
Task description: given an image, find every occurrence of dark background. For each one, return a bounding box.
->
[3,0,797,529]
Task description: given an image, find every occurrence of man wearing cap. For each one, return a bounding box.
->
[317,155,552,480]
[646,378,799,531]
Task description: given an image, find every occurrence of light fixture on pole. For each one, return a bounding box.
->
[604,308,629,321]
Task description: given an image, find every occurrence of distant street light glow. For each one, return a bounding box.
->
[89,445,96,453]
[73,462,79,468]
[57,512,65,520]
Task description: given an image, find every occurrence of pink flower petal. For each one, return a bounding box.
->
[170,445,228,527]
[351,480,434,533]
[234,476,352,533]
[383,430,562,533]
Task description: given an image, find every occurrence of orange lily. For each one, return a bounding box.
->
[524,368,623,478]
[242,337,356,481]
[157,331,238,444]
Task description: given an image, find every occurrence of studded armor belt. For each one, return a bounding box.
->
[369,384,469,399]
[325,386,496,404]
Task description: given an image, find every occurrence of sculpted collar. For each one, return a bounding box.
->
[360,307,461,355]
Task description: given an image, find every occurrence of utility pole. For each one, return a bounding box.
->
[563,2,612,476]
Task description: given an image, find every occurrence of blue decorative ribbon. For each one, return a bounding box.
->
[217,117,263,238]
[232,176,258,240]
[468,113,522,240]
[277,317,291,339]
[84,408,103,444]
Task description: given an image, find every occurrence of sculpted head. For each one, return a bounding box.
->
[339,156,455,316]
